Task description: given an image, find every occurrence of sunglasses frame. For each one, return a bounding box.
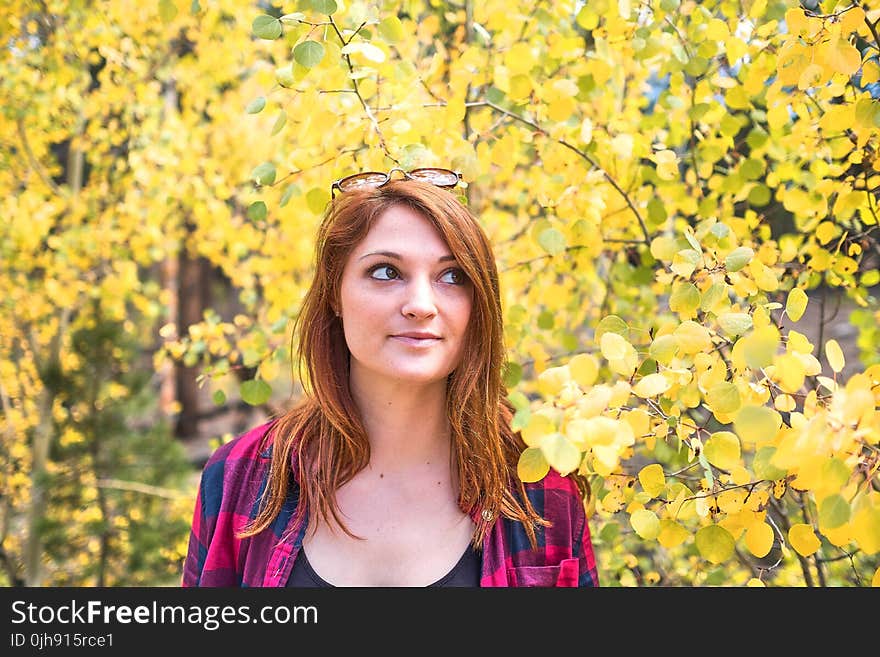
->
[330,167,463,198]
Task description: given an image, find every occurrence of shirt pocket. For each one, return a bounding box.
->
[506,557,580,587]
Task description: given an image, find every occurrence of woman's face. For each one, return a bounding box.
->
[338,204,473,389]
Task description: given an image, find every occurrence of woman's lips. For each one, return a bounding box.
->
[390,334,441,347]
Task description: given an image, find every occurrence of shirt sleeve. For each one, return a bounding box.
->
[181,454,227,587]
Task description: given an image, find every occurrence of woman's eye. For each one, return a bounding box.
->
[369,265,399,281]
[441,268,467,285]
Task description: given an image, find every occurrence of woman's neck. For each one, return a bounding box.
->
[349,375,452,472]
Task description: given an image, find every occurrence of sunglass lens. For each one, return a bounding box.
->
[407,168,459,187]
[337,172,389,191]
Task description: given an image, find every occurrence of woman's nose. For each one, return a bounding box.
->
[400,277,438,319]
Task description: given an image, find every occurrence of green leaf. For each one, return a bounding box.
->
[683,227,701,253]
[251,162,276,186]
[293,40,325,68]
[245,96,266,114]
[271,111,287,135]
[698,449,714,488]
[253,15,282,40]
[717,312,753,336]
[240,379,272,406]
[537,310,554,330]
[511,407,530,431]
[695,524,735,564]
[818,494,851,530]
[753,446,787,480]
[212,389,226,406]
[537,227,566,256]
[310,0,338,14]
[280,184,298,207]
[508,390,530,411]
[503,361,523,387]
[595,315,629,342]
[725,246,754,272]
[630,509,661,539]
[378,15,405,43]
[306,187,330,215]
[706,382,741,414]
[159,0,178,23]
[700,283,728,314]
[247,201,267,222]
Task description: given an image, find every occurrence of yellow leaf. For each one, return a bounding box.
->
[734,405,781,444]
[654,149,679,180]
[785,287,808,322]
[669,281,701,318]
[579,118,593,144]
[600,332,629,361]
[746,521,774,558]
[776,41,810,86]
[630,509,661,540]
[873,567,880,587]
[772,353,806,393]
[827,36,862,76]
[706,382,742,414]
[674,321,712,354]
[658,519,689,549]
[774,394,796,412]
[840,7,865,35]
[633,373,671,398]
[671,249,701,277]
[852,505,880,554]
[784,8,807,36]
[788,523,821,557]
[517,447,550,483]
[568,353,599,388]
[746,578,766,587]
[703,431,741,470]
[638,463,666,497]
[825,339,845,373]
[797,62,825,90]
[815,220,838,245]
[649,334,679,365]
[695,524,736,564]
[540,432,582,476]
[741,324,780,369]
[705,18,730,41]
[537,365,571,398]
[521,412,556,448]
[749,259,779,291]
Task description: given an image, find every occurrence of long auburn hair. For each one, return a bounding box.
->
[240,180,587,548]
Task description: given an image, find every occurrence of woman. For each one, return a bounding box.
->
[182,168,598,587]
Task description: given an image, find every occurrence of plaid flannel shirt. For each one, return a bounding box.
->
[182,421,599,587]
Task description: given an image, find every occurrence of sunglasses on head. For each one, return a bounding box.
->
[330,167,463,198]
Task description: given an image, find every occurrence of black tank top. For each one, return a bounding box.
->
[286,544,481,587]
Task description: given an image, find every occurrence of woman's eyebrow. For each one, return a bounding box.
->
[358,250,457,263]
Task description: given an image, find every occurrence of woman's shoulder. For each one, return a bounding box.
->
[521,468,586,522]
[202,419,278,473]
[523,468,581,498]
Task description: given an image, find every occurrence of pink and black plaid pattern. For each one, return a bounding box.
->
[182,421,598,588]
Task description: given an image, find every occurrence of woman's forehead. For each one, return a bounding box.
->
[354,205,453,257]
